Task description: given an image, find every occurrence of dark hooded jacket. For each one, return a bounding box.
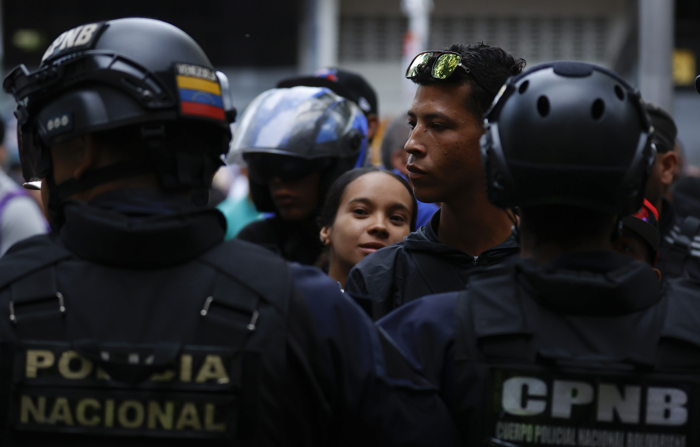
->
[378,251,700,444]
[236,215,325,266]
[0,190,460,446]
[345,210,519,320]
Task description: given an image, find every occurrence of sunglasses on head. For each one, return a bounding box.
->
[405,51,495,97]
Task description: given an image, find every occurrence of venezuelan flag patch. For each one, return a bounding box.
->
[175,63,225,121]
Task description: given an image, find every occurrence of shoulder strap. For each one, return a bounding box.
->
[196,239,293,442]
[198,238,293,315]
[0,237,71,341]
[658,278,700,368]
[454,268,533,362]
[665,216,700,277]
[8,265,67,341]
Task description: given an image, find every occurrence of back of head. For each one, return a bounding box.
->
[408,43,526,120]
[644,102,677,154]
[229,86,369,213]
[481,61,655,218]
[3,18,235,205]
[380,115,411,170]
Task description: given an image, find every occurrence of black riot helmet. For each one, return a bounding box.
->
[481,61,655,216]
[229,86,368,213]
[3,18,236,209]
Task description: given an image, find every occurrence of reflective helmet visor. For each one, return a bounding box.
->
[245,153,331,184]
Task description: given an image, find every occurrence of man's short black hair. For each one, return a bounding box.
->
[409,43,526,121]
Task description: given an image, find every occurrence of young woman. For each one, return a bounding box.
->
[319,167,417,288]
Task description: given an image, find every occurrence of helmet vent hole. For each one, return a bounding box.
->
[537,96,550,117]
[614,85,625,101]
[591,99,605,121]
[518,81,529,94]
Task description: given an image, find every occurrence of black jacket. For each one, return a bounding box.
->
[236,215,324,266]
[379,252,700,445]
[657,195,700,280]
[345,209,520,320]
[0,190,459,446]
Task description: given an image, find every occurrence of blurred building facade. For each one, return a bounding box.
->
[2,0,700,163]
[331,0,634,116]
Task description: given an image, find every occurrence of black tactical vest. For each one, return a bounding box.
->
[454,267,700,447]
[0,236,297,446]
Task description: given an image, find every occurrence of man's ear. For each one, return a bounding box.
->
[366,114,380,141]
[72,134,98,180]
[653,267,662,282]
[659,151,678,187]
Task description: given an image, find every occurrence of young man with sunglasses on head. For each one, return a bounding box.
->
[643,101,700,281]
[345,43,525,320]
[377,61,700,445]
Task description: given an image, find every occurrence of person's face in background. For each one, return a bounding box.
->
[405,83,484,205]
[321,172,414,287]
[390,147,409,177]
[611,228,661,280]
[269,172,320,221]
[612,228,650,264]
[645,149,677,212]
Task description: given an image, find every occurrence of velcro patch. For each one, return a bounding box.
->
[174,63,225,122]
[486,367,696,447]
[41,22,106,63]
[10,343,242,439]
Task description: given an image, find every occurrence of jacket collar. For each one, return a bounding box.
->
[516,251,664,316]
[59,190,226,268]
[404,209,519,263]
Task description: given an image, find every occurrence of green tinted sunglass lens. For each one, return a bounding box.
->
[406,53,431,78]
[432,54,460,79]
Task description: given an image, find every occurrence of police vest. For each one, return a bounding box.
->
[0,236,295,446]
[453,267,700,447]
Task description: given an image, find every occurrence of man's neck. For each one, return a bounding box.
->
[72,174,162,203]
[437,195,514,257]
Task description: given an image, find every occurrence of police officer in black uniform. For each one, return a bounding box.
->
[657,79,700,280]
[0,18,459,446]
[378,61,700,445]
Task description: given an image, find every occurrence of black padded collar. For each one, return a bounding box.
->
[516,251,664,316]
[59,189,225,268]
